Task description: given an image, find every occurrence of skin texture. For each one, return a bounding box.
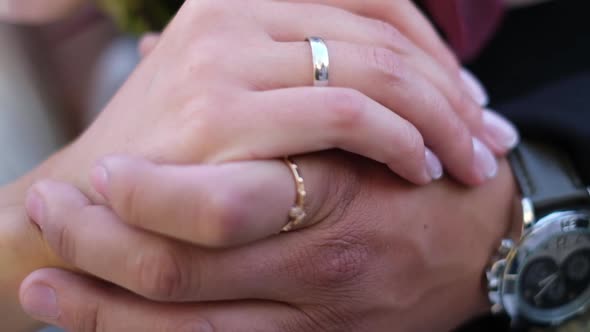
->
[22,153,519,332]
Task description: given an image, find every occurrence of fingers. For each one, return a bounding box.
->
[0,0,84,23]
[461,68,489,108]
[212,87,436,184]
[23,181,305,303]
[261,2,485,142]
[24,154,366,303]
[20,269,302,332]
[137,4,514,185]
[138,32,160,58]
[24,175,367,304]
[26,180,218,301]
[241,42,490,184]
[275,0,461,76]
[89,156,331,246]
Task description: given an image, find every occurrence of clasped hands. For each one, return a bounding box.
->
[4,0,520,331]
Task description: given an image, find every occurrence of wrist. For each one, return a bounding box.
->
[405,159,520,331]
[463,159,521,322]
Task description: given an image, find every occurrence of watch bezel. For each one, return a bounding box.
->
[500,209,590,326]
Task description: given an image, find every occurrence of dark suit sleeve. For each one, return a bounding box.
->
[497,72,590,183]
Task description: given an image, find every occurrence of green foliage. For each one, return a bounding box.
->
[97,0,184,35]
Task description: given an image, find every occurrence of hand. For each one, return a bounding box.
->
[22,152,519,331]
[61,0,516,192]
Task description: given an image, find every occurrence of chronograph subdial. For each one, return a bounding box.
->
[521,258,568,309]
[562,249,590,297]
[563,249,590,282]
[521,249,590,310]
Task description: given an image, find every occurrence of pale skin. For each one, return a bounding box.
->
[0,0,520,330]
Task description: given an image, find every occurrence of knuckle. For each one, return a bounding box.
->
[316,240,368,286]
[393,124,424,162]
[178,0,262,46]
[175,92,243,161]
[53,216,78,264]
[297,233,370,290]
[184,50,226,80]
[361,46,404,85]
[373,19,405,50]
[200,189,247,247]
[323,89,366,132]
[133,245,189,301]
[185,0,232,20]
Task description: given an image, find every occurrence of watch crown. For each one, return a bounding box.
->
[487,259,507,311]
[488,277,500,291]
[498,239,515,256]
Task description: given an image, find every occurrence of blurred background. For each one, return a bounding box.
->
[0,6,142,331]
[0,4,139,186]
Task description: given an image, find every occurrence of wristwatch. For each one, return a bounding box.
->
[487,141,590,329]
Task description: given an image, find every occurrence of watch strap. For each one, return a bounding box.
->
[509,141,588,218]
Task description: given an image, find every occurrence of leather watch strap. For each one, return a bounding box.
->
[509,141,589,219]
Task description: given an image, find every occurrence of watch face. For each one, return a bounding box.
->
[520,244,590,310]
[521,257,565,309]
[501,211,590,325]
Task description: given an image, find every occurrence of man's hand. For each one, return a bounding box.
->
[22,152,518,331]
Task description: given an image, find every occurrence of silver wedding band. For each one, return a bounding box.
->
[306,37,330,87]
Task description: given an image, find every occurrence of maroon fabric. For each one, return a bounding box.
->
[422,0,505,61]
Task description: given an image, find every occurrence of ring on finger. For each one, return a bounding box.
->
[307,36,330,87]
[281,156,307,232]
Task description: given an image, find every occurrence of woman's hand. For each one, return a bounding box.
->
[58,0,515,195]
[0,0,514,288]
[2,0,516,188]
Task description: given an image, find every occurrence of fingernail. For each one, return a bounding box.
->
[425,148,443,180]
[461,68,489,107]
[473,138,498,180]
[21,283,60,319]
[25,189,46,230]
[483,110,520,150]
[90,164,109,199]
